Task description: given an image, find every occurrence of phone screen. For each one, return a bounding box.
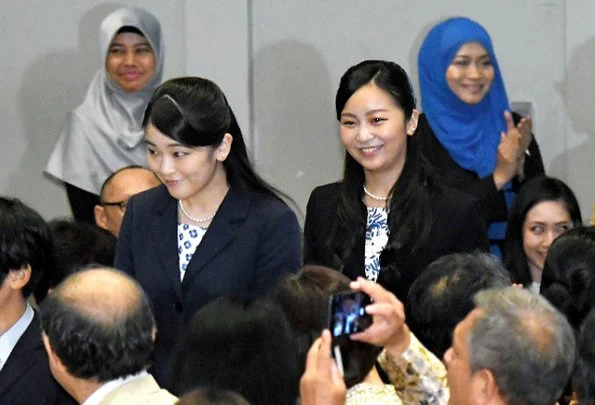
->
[327,291,372,344]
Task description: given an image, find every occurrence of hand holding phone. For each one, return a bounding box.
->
[327,291,372,345]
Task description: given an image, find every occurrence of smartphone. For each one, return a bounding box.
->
[327,290,372,345]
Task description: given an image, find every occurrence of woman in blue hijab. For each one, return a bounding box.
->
[415,16,545,257]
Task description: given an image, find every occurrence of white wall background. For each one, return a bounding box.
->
[1,0,593,222]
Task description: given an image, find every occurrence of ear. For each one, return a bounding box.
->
[151,327,157,343]
[471,369,500,404]
[94,205,108,230]
[9,264,31,290]
[406,109,419,136]
[215,133,233,162]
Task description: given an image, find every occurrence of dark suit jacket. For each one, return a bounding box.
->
[415,113,545,224]
[0,312,76,405]
[303,181,488,304]
[114,185,301,384]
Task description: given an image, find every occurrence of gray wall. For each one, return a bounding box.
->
[2,0,593,222]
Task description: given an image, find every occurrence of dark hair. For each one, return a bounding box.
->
[406,252,510,359]
[271,265,381,388]
[143,77,286,201]
[0,197,52,298]
[331,60,434,294]
[575,308,595,405]
[115,25,145,37]
[34,220,116,303]
[39,269,156,382]
[168,296,299,405]
[176,388,251,405]
[503,176,582,286]
[540,226,595,331]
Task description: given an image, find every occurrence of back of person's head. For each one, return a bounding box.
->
[540,226,595,331]
[142,77,280,198]
[0,196,52,298]
[407,252,510,359]
[34,219,116,303]
[470,287,575,405]
[504,176,582,286]
[168,296,299,405]
[40,267,155,382]
[271,265,381,388]
[575,308,595,405]
[176,388,251,405]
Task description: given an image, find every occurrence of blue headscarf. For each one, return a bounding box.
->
[418,17,513,256]
[418,16,510,178]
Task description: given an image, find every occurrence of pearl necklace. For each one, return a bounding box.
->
[179,200,216,223]
[363,185,391,201]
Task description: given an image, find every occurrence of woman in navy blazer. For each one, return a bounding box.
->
[114,77,301,384]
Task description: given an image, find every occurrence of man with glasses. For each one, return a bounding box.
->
[94,166,160,237]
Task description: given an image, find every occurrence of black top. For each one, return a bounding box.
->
[415,112,545,224]
[303,163,489,304]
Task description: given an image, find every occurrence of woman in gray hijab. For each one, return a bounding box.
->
[46,7,163,223]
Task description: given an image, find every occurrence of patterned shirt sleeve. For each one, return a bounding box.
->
[378,332,449,405]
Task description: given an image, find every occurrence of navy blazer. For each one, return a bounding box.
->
[115,185,301,384]
[0,312,76,405]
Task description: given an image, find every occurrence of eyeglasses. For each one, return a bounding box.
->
[100,199,128,213]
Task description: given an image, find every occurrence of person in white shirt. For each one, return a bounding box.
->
[0,196,75,404]
[40,267,177,405]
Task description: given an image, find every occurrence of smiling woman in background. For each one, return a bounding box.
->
[46,7,162,223]
[503,176,582,293]
[415,17,545,257]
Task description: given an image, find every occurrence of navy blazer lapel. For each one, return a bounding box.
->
[182,189,252,285]
[151,190,183,299]
[0,314,44,397]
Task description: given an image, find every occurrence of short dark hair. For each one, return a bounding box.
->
[39,268,156,382]
[34,220,116,302]
[540,226,595,330]
[0,197,52,298]
[407,252,510,358]
[271,265,381,388]
[503,176,582,286]
[575,307,595,405]
[168,296,299,405]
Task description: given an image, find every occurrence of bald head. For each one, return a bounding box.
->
[40,267,156,382]
[95,166,160,236]
[52,267,145,322]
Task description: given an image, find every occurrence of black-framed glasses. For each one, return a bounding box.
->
[100,200,128,213]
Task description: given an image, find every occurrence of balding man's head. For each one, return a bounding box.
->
[95,166,160,236]
[445,287,575,405]
[40,267,155,383]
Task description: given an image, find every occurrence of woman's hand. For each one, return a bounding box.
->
[493,111,523,190]
[349,277,411,357]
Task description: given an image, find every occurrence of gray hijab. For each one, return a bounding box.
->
[45,7,163,195]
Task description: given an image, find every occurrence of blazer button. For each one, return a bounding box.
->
[174,301,183,312]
